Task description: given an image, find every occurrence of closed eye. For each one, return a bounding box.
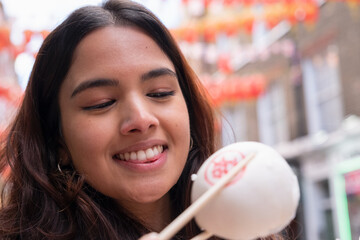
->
[147,91,175,98]
[82,100,116,110]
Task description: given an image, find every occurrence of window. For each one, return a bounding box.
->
[257,81,289,146]
[301,44,343,134]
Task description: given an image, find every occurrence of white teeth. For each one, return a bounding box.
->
[138,150,146,161]
[130,152,137,160]
[145,148,154,159]
[116,145,164,161]
[153,147,159,155]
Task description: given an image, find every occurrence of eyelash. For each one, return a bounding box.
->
[147,91,175,98]
[82,91,175,111]
[82,100,116,110]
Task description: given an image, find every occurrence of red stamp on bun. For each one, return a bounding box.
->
[204,150,247,186]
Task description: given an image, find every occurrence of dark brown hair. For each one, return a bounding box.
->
[0,1,282,239]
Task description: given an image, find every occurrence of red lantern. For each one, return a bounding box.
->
[217,54,233,74]
[225,21,238,36]
[0,87,10,100]
[183,27,198,43]
[249,75,266,97]
[40,30,50,40]
[23,29,33,44]
[224,0,237,6]
[304,3,319,24]
[0,86,23,106]
[0,26,10,51]
[242,0,255,6]
[204,25,217,42]
[243,21,254,34]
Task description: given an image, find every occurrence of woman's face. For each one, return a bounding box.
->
[59,26,190,207]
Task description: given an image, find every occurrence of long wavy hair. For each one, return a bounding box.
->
[0,1,283,239]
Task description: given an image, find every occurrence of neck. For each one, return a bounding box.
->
[120,193,172,232]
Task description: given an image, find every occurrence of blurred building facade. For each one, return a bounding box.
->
[227,3,360,240]
[176,1,360,239]
[274,3,360,240]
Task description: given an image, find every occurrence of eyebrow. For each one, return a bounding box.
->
[70,68,177,98]
[141,68,177,82]
[71,78,118,98]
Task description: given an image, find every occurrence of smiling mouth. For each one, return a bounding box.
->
[113,145,166,162]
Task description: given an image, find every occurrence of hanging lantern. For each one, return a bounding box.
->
[224,0,237,6]
[217,54,233,74]
[0,26,10,51]
[23,29,34,44]
[203,0,212,8]
[40,30,50,40]
[249,74,266,96]
[0,86,23,106]
[204,26,217,42]
[224,20,238,36]
[264,4,286,28]
[242,7,255,34]
[304,2,319,24]
[201,74,267,106]
[183,26,198,43]
[242,0,256,6]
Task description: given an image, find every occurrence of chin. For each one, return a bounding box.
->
[136,190,169,203]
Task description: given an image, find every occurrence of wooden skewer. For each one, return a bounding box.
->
[190,231,213,240]
[157,152,256,240]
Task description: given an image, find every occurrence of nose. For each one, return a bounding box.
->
[119,96,159,135]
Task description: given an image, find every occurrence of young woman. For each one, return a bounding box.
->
[0,1,284,239]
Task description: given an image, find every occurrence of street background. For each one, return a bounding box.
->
[0,0,360,239]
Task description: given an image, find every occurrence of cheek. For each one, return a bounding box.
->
[62,117,113,166]
[168,99,189,127]
[170,100,191,150]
